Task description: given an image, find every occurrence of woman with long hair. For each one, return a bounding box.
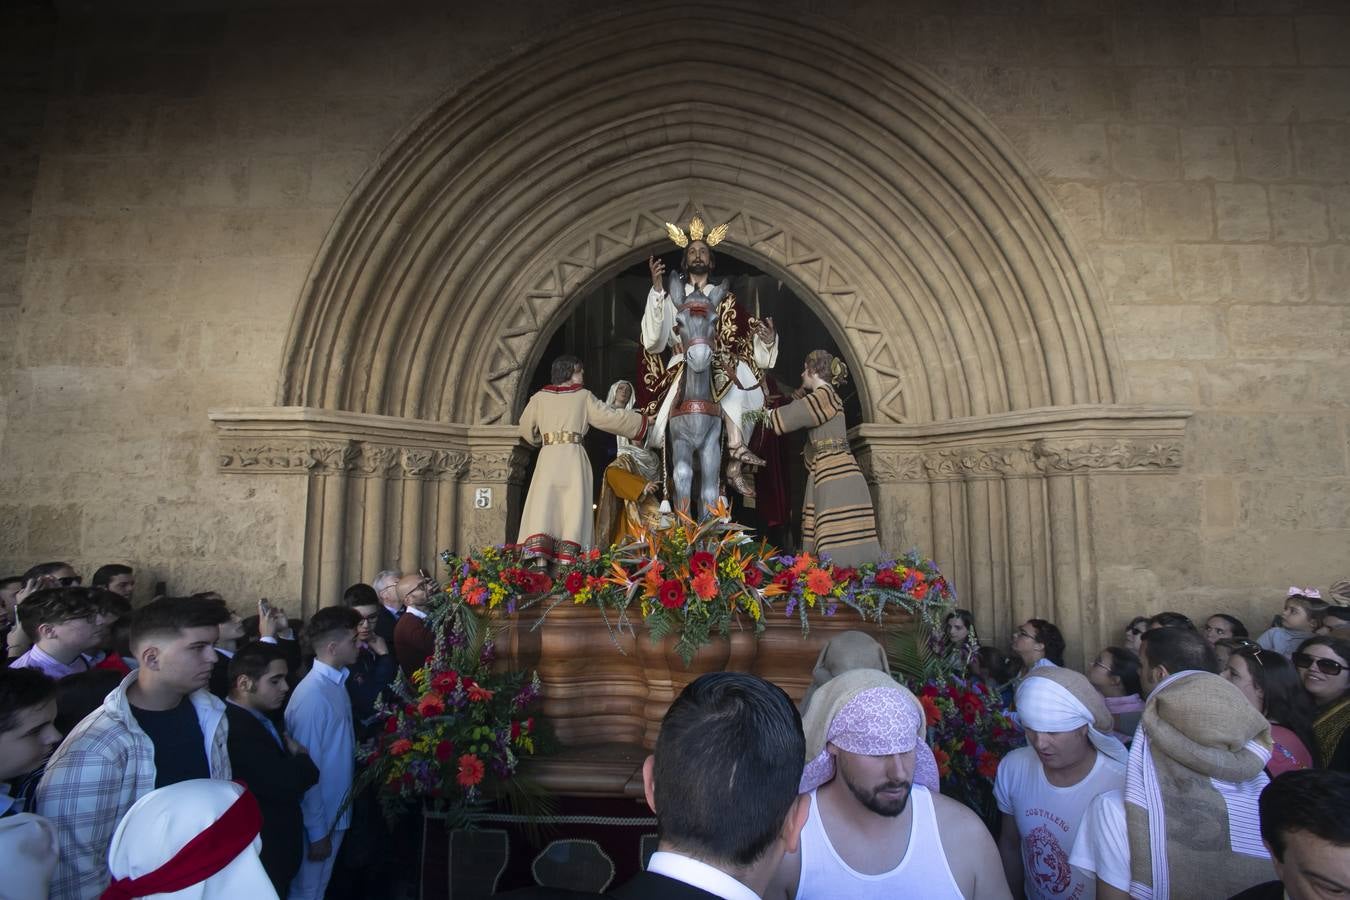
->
[1294,635,1350,772]
[1223,643,1317,775]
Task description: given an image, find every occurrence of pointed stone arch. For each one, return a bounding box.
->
[277,4,1124,428]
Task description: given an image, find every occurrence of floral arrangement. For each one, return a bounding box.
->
[438,502,960,666]
[913,675,1022,824]
[354,596,545,822]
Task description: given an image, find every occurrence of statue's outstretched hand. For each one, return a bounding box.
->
[754,316,777,344]
[648,256,666,293]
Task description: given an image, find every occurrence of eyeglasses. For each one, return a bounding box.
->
[1292,652,1347,677]
[57,576,82,586]
[1014,629,1035,640]
[1092,660,1113,672]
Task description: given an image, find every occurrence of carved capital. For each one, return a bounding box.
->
[308,441,360,474]
[1033,439,1184,473]
[436,450,471,479]
[858,451,924,485]
[353,445,402,477]
[468,447,529,484]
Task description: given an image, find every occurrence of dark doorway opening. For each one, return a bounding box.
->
[517,248,862,551]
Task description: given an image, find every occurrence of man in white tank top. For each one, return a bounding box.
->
[765,670,1010,900]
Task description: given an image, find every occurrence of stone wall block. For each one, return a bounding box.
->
[0,505,27,559]
[1124,362,1200,405]
[27,503,83,558]
[154,157,250,208]
[1187,412,1346,477]
[1236,126,1293,180]
[1293,123,1350,183]
[1102,184,1145,240]
[1010,123,1109,179]
[1180,126,1236,181]
[1113,306,1227,360]
[1095,244,1174,304]
[1295,15,1350,66]
[1202,530,1350,591]
[1112,68,1189,123]
[1311,246,1350,305]
[1314,361,1350,408]
[1141,182,1214,241]
[1200,16,1297,66]
[1185,68,1245,124]
[60,260,178,315]
[1198,361,1315,409]
[1214,183,1270,241]
[1050,183,1102,240]
[1243,68,1350,123]
[1270,185,1330,243]
[1241,480,1350,530]
[1173,245,1310,304]
[1113,17,1203,67]
[309,153,372,206]
[245,156,313,208]
[1329,187,1350,242]
[1109,125,1181,181]
[1036,68,1117,120]
[1229,305,1348,357]
[1203,477,1237,528]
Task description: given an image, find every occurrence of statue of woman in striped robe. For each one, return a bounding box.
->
[768,350,882,567]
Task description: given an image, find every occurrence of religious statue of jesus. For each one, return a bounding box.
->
[636,215,778,499]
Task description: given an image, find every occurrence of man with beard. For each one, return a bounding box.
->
[766,669,1010,900]
[640,216,778,499]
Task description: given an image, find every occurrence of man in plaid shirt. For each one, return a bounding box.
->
[36,597,233,899]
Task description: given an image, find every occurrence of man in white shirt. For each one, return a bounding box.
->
[285,606,363,900]
[767,668,1009,900]
[619,672,809,900]
[995,667,1127,899]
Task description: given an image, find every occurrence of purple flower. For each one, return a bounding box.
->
[785,598,797,617]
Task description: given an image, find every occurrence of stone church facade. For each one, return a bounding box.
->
[1,0,1346,666]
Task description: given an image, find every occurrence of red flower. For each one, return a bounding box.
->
[834,567,857,586]
[418,692,446,718]
[920,684,939,699]
[510,721,522,740]
[384,716,399,734]
[743,566,764,588]
[911,582,929,600]
[658,578,686,609]
[586,548,601,561]
[524,572,553,594]
[435,740,454,763]
[431,671,459,695]
[690,551,716,575]
[457,754,486,787]
[404,704,418,717]
[389,738,413,757]
[467,682,495,702]
[564,571,586,595]
[772,570,796,590]
[691,570,718,600]
[934,747,952,778]
[804,568,834,596]
[873,569,901,589]
[920,696,941,727]
[962,737,977,757]
[977,751,1000,779]
[587,575,605,591]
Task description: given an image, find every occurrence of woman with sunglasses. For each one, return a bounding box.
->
[1122,616,1149,654]
[1223,644,1317,775]
[1293,635,1350,772]
[1086,646,1144,743]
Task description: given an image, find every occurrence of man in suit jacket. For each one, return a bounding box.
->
[225,641,320,897]
[370,571,402,649]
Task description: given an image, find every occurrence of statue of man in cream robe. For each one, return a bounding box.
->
[518,355,648,566]
[636,216,778,498]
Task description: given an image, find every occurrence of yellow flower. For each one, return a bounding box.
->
[573,587,592,605]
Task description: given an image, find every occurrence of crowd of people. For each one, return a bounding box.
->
[3,557,1350,899]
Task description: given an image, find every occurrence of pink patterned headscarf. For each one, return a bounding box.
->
[798,669,940,794]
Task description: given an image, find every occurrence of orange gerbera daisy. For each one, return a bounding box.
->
[804,568,834,595]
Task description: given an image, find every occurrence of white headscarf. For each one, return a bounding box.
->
[606,379,660,479]
[1016,667,1128,765]
[105,780,276,900]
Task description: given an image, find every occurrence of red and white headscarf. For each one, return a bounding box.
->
[798,668,939,794]
[103,780,273,900]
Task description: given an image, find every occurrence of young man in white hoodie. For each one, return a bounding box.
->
[36,597,232,900]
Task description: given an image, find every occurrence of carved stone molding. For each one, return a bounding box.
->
[1033,439,1183,473]
[467,447,529,485]
[218,444,312,474]
[853,404,1192,484]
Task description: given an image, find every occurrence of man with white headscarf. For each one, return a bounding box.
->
[995,667,1127,900]
[103,779,276,900]
[766,669,1010,900]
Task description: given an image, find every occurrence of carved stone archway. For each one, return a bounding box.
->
[211,4,1188,664]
